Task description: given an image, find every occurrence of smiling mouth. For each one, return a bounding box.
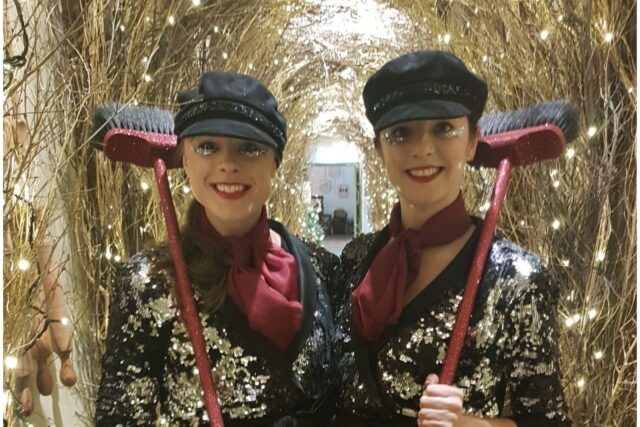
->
[214,183,249,193]
[210,183,251,199]
[405,167,443,182]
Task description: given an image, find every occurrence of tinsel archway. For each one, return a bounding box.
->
[3,1,635,426]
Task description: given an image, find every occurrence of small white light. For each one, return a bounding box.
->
[443,33,451,44]
[105,248,112,260]
[482,55,488,62]
[222,52,228,59]
[167,15,176,26]
[594,351,603,360]
[145,16,151,23]
[564,317,575,327]
[553,180,560,188]
[143,74,152,82]
[520,220,526,226]
[466,21,471,28]
[274,59,279,65]
[561,259,570,267]
[596,250,605,262]
[540,30,549,40]
[588,308,597,319]
[132,99,139,106]
[182,186,190,194]
[628,87,634,93]
[474,6,478,14]
[17,259,30,271]
[557,15,564,22]
[107,224,113,230]
[193,367,199,375]
[552,219,561,230]
[248,63,254,70]
[119,25,126,32]
[604,32,613,43]
[114,255,122,262]
[550,169,558,177]
[576,378,585,388]
[142,56,148,64]
[192,0,201,5]
[61,317,70,326]
[566,148,576,158]
[214,25,219,33]
[4,356,18,369]
[480,202,490,212]
[587,126,597,137]
[141,181,150,191]
[572,313,581,322]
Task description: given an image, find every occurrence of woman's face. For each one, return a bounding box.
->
[376,117,477,212]
[182,135,277,229]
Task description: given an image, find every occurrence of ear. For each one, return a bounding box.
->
[465,127,480,162]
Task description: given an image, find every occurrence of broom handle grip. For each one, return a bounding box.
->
[153,158,225,427]
[437,158,512,386]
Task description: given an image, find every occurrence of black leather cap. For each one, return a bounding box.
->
[174,72,287,162]
[363,50,488,133]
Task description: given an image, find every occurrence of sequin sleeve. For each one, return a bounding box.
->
[94,251,172,426]
[503,265,571,426]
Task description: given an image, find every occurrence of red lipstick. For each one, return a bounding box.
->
[405,166,443,183]
[210,183,251,200]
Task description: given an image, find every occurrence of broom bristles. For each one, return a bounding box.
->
[478,100,580,142]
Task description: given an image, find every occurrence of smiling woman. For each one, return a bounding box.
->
[330,50,571,427]
[95,72,339,427]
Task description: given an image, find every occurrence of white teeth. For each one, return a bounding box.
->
[409,167,440,177]
[215,184,247,193]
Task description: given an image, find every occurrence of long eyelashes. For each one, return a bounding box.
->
[381,123,467,145]
[189,141,272,158]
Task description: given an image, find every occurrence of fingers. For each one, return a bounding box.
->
[424,373,439,389]
[419,393,463,412]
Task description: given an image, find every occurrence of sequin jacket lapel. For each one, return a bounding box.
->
[330,227,571,427]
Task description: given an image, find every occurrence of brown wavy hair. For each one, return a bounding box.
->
[153,126,232,315]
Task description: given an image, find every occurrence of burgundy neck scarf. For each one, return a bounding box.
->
[351,192,472,341]
[198,204,302,350]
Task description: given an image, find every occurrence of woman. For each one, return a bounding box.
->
[95,72,337,426]
[330,51,570,426]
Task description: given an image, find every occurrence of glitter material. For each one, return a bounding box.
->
[95,233,338,426]
[331,227,571,425]
[174,100,286,147]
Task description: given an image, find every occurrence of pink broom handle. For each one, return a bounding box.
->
[153,158,224,427]
[438,158,512,385]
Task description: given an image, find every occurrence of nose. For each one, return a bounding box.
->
[216,147,240,173]
[411,131,435,158]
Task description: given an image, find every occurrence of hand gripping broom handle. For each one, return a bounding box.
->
[437,158,512,386]
[153,158,225,427]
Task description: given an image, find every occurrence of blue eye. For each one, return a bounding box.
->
[238,142,271,158]
[193,141,217,156]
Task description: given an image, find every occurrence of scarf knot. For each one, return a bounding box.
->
[351,193,472,341]
[198,205,302,350]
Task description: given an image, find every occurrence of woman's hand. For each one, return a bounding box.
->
[417,373,464,427]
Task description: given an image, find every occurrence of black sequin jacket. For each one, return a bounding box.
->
[95,221,338,427]
[329,224,571,427]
